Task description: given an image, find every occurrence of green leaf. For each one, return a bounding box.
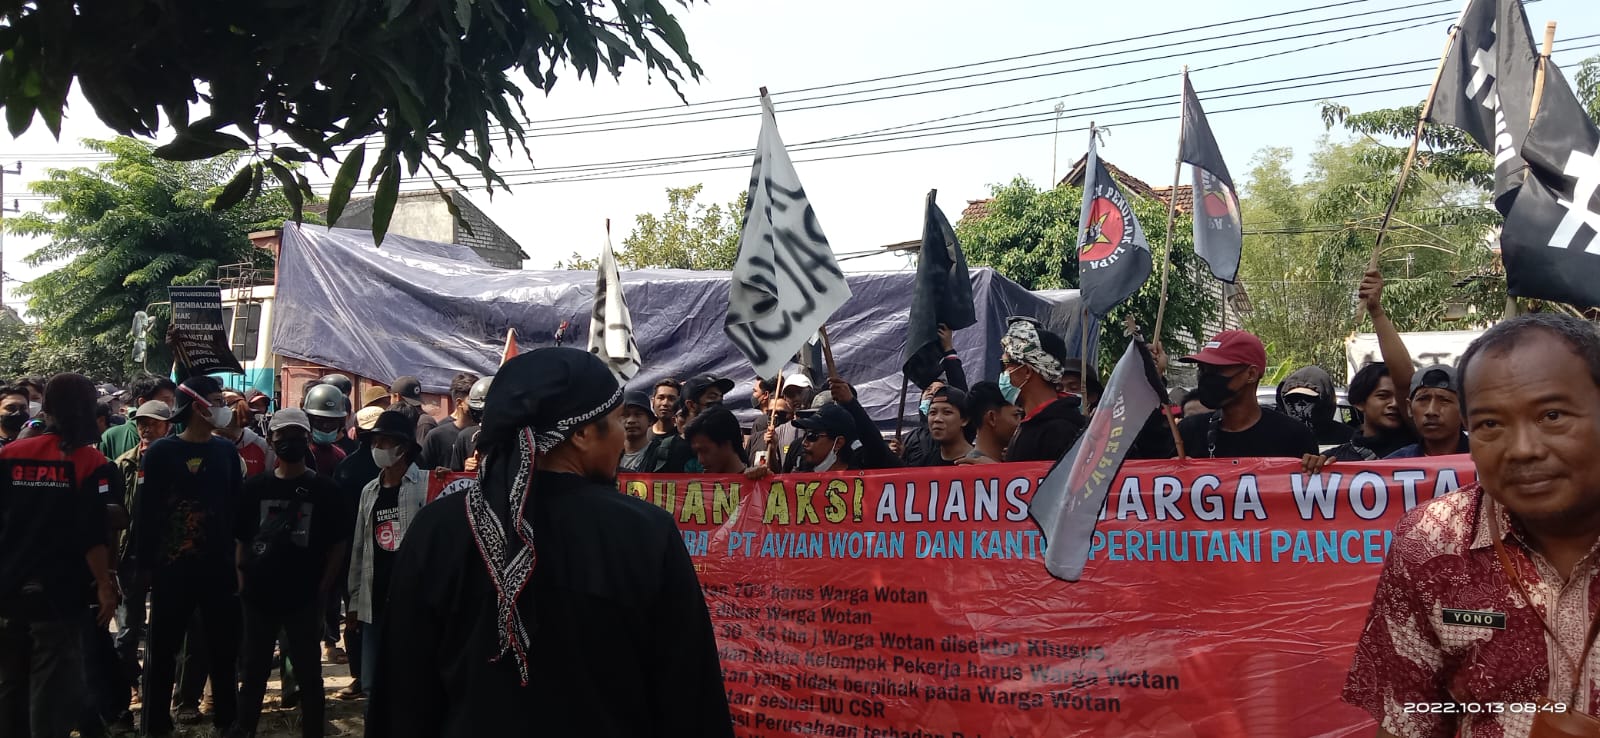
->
[370,152,401,246]
[454,0,472,34]
[5,96,34,137]
[267,160,304,222]
[326,142,365,225]
[272,146,313,164]
[154,130,250,161]
[525,0,560,34]
[211,164,255,211]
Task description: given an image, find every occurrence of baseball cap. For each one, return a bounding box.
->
[683,374,735,403]
[390,376,424,407]
[623,390,657,421]
[132,401,172,421]
[268,408,312,433]
[1410,364,1460,398]
[794,404,856,440]
[1181,330,1268,372]
[245,389,270,408]
[1284,387,1320,398]
[784,373,813,390]
[929,385,970,413]
[355,405,384,431]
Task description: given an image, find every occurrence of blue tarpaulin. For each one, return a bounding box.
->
[273,223,1089,428]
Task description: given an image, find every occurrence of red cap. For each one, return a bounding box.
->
[1181,330,1267,371]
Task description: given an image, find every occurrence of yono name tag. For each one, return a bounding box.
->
[1441,608,1506,630]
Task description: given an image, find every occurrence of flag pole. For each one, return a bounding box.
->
[817,324,841,381]
[1081,122,1097,383]
[1153,66,1188,345]
[1506,22,1557,321]
[894,375,909,448]
[1364,24,1461,273]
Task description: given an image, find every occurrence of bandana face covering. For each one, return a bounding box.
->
[1000,320,1064,384]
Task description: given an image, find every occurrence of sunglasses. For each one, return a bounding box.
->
[803,432,829,443]
[773,412,793,423]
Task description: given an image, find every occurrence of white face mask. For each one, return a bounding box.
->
[816,446,839,473]
[27,401,40,416]
[210,406,234,429]
[371,446,402,469]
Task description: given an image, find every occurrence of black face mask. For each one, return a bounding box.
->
[1282,397,1317,427]
[1194,372,1239,410]
[274,439,309,464]
[0,411,25,434]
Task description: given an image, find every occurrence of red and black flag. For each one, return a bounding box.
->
[902,190,977,389]
[1425,0,1538,211]
[1076,133,1152,317]
[1179,74,1242,283]
[1500,61,1600,307]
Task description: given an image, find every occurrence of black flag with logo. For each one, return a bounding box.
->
[1425,0,1538,210]
[1179,74,1243,283]
[1500,61,1600,307]
[903,190,977,389]
[1077,134,1153,317]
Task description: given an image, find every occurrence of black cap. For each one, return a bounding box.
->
[623,390,657,421]
[683,374,735,404]
[368,409,421,457]
[794,404,856,440]
[391,376,424,407]
[1410,364,1460,398]
[929,385,969,414]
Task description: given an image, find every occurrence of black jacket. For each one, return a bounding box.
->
[1005,396,1087,463]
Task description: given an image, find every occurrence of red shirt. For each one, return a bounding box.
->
[237,442,268,478]
[1344,483,1600,737]
[310,443,346,478]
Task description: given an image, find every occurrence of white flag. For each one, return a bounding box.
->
[724,92,852,380]
[588,231,641,382]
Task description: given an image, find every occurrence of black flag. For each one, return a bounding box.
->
[902,190,977,389]
[1077,133,1153,317]
[1425,0,1538,210]
[1500,61,1600,307]
[1179,74,1243,283]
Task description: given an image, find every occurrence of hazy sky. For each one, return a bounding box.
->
[1,0,1596,310]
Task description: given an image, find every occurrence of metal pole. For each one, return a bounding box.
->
[1051,102,1065,185]
[0,162,20,308]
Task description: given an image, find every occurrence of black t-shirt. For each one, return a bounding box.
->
[137,436,244,574]
[0,435,118,621]
[1178,408,1319,459]
[234,470,353,613]
[371,484,402,617]
[419,421,462,471]
[449,424,481,472]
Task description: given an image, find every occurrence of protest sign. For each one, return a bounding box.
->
[168,285,245,375]
[427,457,1474,736]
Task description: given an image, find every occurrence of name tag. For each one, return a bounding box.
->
[1442,608,1506,630]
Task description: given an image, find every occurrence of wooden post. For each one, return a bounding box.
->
[817,325,840,380]
[1154,67,1188,344]
[894,374,910,447]
[1365,24,1461,273]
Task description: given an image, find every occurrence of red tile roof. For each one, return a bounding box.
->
[958,154,1192,225]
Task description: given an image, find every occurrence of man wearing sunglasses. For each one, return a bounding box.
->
[746,396,795,466]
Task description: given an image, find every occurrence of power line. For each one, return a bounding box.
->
[510,0,1419,127]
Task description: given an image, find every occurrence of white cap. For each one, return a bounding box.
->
[785,373,813,389]
[355,405,383,431]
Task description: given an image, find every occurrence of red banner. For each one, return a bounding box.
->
[430,457,1477,737]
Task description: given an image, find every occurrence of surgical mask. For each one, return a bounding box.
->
[27,401,40,416]
[997,370,1021,404]
[371,447,402,469]
[816,447,839,473]
[1193,372,1238,410]
[919,399,932,416]
[312,429,340,445]
[210,406,234,429]
[0,412,24,434]
[273,439,308,464]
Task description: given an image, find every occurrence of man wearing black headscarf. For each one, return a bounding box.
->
[370,348,733,738]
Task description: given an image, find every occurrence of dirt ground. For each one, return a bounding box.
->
[120,660,367,737]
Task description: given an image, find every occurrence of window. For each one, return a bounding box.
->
[222,301,263,362]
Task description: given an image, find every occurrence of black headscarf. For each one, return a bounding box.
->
[463,347,623,685]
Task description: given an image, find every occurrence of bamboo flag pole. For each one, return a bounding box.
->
[1082,123,1098,383]
[1153,67,1188,344]
[1505,22,1558,320]
[817,325,841,380]
[1364,24,1462,273]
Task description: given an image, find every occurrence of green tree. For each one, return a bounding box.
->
[1577,53,1600,123]
[955,177,1211,370]
[559,184,745,270]
[8,138,298,381]
[0,1,700,242]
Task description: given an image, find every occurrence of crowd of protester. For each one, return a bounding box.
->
[0,263,1563,738]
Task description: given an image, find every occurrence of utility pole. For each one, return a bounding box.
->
[1051,102,1066,185]
[0,161,20,308]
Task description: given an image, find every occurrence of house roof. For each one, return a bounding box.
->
[958,154,1193,225]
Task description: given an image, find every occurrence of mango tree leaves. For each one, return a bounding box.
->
[0,0,702,244]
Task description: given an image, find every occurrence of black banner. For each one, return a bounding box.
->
[168,285,245,375]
